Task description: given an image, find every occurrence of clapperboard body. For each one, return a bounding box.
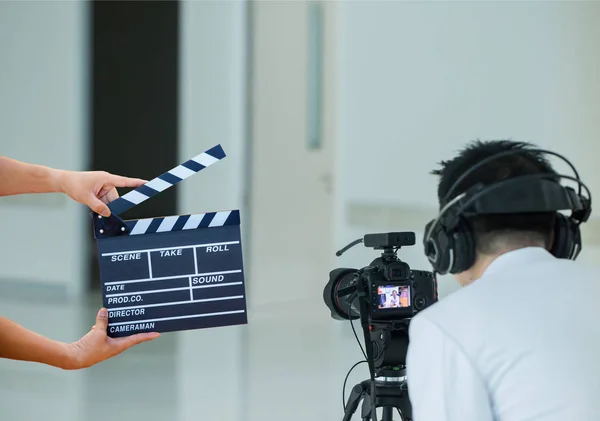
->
[91,145,247,338]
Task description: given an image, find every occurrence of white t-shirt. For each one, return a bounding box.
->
[406,247,600,421]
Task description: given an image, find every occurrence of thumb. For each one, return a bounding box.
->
[95,308,109,331]
[90,196,111,217]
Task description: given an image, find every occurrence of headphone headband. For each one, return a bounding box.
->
[424,147,592,275]
[442,148,582,206]
[442,174,591,229]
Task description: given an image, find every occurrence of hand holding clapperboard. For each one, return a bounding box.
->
[91,145,247,338]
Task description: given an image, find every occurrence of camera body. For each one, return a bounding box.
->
[328,264,436,324]
[368,265,437,322]
[324,232,437,324]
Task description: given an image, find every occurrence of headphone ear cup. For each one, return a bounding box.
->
[424,217,477,275]
[450,217,476,274]
[551,213,581,260]
[424,219,451,274]
[551,213,570,259]
[423,219,436,260]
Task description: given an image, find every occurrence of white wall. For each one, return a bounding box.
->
[334,0,600,297]
[177,2,247,420]
[0,0,89,296]
[178,1,248,218]
[245,1,339,309]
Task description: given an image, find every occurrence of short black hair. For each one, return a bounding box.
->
[432,140,558,255]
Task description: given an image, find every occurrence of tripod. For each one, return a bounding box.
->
[342,372,412,421]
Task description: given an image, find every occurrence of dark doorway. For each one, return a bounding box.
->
[88,0,180,291]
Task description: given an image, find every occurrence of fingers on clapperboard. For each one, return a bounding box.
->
[107,144,227,217]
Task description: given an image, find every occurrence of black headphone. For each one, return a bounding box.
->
[423,148,593,275]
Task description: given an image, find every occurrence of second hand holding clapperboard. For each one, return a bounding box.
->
[91,145,247,338]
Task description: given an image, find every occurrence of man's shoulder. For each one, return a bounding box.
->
[410,256,600,349]
[419,276,486,317]
[408,280,484,343]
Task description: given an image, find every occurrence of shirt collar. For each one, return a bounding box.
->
[480,246,555,279]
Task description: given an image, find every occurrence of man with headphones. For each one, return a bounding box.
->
[406,140,600,420]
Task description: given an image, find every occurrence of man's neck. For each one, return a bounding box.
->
[465,254,497,284]
[464,244,547,285]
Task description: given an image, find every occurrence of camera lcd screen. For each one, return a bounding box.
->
[377,285,410,309]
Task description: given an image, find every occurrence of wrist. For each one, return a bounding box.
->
[58,342,81,370]
[49,168,68,194]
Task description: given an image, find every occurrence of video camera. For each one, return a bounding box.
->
[322,232,437,421]
[324,232,436,324]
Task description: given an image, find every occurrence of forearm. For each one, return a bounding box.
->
[0,317,76,369]
[0,156,65,197]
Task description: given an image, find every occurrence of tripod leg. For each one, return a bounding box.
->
[360,387,377,421]
[343,383,367,421]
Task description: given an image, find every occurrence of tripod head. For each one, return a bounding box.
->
[343,376,412,421]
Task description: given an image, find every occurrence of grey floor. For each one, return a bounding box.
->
[0,290,376,421]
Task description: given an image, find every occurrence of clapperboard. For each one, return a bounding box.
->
[91,145,247,338]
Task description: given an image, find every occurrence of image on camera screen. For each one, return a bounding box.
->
[377,285,410,309]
